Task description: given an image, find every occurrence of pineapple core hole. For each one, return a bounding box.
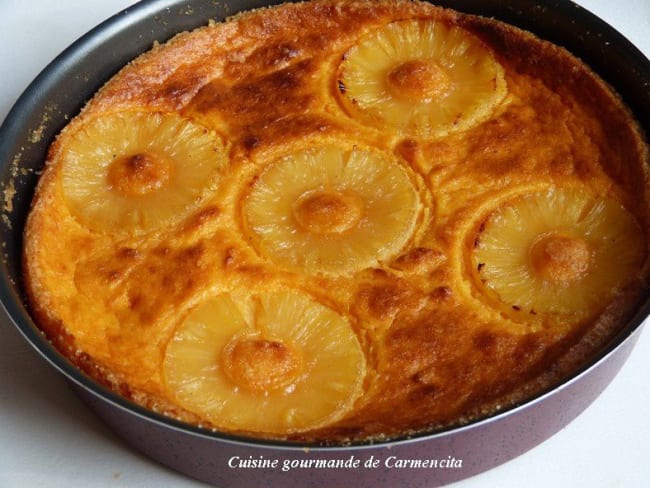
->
[108,152,172,197]
[387,60,452,101]
[293,189,363,235]
[222,336,302,393]
[528,233,591,283]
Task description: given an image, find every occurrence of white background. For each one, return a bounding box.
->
[1,1,649,487]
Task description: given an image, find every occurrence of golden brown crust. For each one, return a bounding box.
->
[23,0,649,442]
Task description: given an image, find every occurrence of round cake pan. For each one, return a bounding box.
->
[1,1,648,487]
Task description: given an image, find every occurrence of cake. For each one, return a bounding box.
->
[23,0,649,442]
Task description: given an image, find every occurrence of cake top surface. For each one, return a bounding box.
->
[23,0,649,442]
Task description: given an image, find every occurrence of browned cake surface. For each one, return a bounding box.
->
[23,0,649,442]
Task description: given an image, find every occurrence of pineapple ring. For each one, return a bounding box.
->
[472,187,645,315]
[60,111,226,233]
[243,145,420,275]
[162,290,366,434]
[338,19,507,138]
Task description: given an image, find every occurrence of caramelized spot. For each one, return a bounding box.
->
[128,292,143,311]
[354,279,421,322]
[430,286,452,301]
[234,115,338,155]
[155,65,206,107]
[107,270,121,282]
[120,242,209,327]
[107,152,172,197]
[371,268,391,279]
[393,247,445,272]
[223,247,238,268]
[472,330,497,354]
[394,138,421,166]
[75,246,143,294]
[366,285,403,320]
[185,206,220,231]
[222,336,302,392]
[529,233,591,283]
[387,60,452,101]
[117,247,140,260]
[412,366,439,386]
[157,246,171,256]
[191,59,316,128]
[293,190,363,234]
[242,135,261,151]
[240,42,301,73]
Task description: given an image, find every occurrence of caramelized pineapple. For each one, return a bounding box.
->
[162,290,365,433]
[243,146,419,275]
[60,111,226,233]
[473,187,645,315]
[338,20,507,138]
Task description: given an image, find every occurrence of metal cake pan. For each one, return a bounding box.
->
[0,1,648,486]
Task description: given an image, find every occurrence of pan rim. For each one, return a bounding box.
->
[1,0,649,451]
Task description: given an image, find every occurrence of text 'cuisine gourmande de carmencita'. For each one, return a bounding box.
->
[227,455,464,471]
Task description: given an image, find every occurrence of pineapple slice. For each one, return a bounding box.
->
[60,111,226,233]
[162,290,366,433]
[472,187,645,315]
[243,146,419,275]
[338,20,507,138]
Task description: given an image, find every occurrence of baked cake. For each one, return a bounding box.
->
[23,0,649,442]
